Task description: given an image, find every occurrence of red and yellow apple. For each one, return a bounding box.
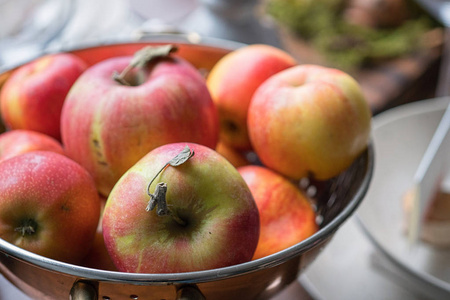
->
[81,230,118,271]
[248,64,372,180]
[215,141,249,168]
[0,53,87,140]
[102,142,260,273]
[0,151,101,264]
[238,165,318,260]
[80,196,117,271]
[0,129,64,162]
[207,44,297,150]
[61,46,219,197]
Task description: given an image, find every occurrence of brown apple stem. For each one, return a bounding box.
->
[146,145,195,196]
[146,182,168,214]
[146,182,186,226]
[145,146,195,226]
[112,44,178,86]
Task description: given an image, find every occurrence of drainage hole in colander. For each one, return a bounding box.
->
[306,185,317,198]
[130,295,139,299]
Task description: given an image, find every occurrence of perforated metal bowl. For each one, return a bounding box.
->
[0,37,374,300]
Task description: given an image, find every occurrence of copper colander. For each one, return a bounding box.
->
[0,37,374,300]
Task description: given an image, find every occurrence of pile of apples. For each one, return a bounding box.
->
[0,43,371,273]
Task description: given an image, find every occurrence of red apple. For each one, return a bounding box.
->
[61,45,219,197]
[102,142,259,273]
[80,196,117,271]
[248,64,372,181]
[81,230,118,271]
[207,44,297,150]
[0,151,101,264]
[238,165,318,260]
[0,129,64,162]
[215,141,250,168]
[0,53,87,140]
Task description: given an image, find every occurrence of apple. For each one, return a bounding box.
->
[0,53,87,140]
[81,230,117,271]
[215,141,249,168]
[102,142,260,273]
[80,196,117,271]
[238,165,318,260]
[248,64,372,180]
[207,44,297,150]
[0,129,64,162]
[0,151,101,264]
[61,45,219,197]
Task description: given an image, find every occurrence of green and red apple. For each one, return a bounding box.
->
[0,129,64,162]
[0,151,100,264]
[102,143,260,273]
[238,165,318,259]
[0,53,87,140]
[248,64,372,180]
[61,45,219,197]
[207,44,297,150]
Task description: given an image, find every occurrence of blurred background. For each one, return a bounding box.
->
[0,1,448,299]
[0,0,444,114]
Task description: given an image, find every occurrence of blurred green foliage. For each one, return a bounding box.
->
[267,0,439,70]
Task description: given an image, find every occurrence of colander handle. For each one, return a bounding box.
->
[69,280,98,300]
[68,280,206,300]
[176,284,206,300]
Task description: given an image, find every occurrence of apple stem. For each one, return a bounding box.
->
[146,182,169,214]
[146,182,186,226]
[146,146,194,226]
[146,146,195,196]
[15,219,38,237]
[113,65,133,86]
[112,44,178,86]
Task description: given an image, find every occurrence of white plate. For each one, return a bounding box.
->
[356,97,450,298]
